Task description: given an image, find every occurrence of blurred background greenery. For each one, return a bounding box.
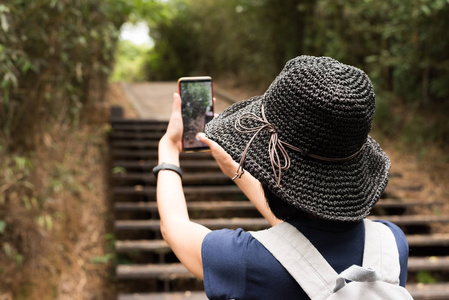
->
[1,0,449,151]
[133,0,449,149]
[0,0,448,297]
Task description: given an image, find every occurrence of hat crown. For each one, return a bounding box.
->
[262,56,375,159]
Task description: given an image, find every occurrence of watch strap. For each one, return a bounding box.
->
[152,163,183,179]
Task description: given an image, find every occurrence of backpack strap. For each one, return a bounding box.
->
[250,222,338,300]
[362,219,401,285]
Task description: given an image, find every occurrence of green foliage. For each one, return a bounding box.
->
[144,0,316,86]
[89,253,114,264]
[111,40,150,82]
[416,270,437,284]
[0,0,131,150]
[3,242,23,266]
[0,220,6,234]
[112,166,126,174]
[140,0,448,149]
[372,93,401,137]
[36,214,53,232]
[0,0,169,296]
[144,0,449,104]
[0,150,34,195]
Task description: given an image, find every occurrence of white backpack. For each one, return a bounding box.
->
[250,219,413,300]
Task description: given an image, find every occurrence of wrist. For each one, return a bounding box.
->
[223,160,240,178]
[158,136,181,165]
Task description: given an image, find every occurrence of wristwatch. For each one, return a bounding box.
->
[152,163,183,179]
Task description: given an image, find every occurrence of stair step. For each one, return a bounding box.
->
[117,263,193,280]
[115,218,269,231]
[116,240,169,253]
[407,283,449,300]
[112,150,212,160]
[116,282,449,300]
[111,140,160,149]
[113,186,242,196]
[116,233,449,254]
[117,261,449,290]
[117,285,449,300]
[114,172,232,185]
[118,291,207,300]
[111,119,167,125]
[115,216,448,231]
[408,257,449,271]
[407,234,449,247]
[111,126,167,133]
[110,132,164,140]
[111,123,168,132]
[376,200,444,208]
[384,185,424,195]
[370,215,449,226]
[114,200,442,214]
[115,201,256,212]
[113,160,219,171]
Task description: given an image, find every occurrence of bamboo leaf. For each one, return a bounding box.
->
[0,14,9,32]
[0,220,6,234]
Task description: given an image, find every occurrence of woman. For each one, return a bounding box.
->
[155,56,409,299]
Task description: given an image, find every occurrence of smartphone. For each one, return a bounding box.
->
[178,76,214,152]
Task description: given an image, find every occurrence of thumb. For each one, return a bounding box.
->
[196,132,213,147]
[197,132,238,178]
[197,133,224,153]
[171,93,182,116]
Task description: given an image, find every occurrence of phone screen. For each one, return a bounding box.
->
[178,77,214,151]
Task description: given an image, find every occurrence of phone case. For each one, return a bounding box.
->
[178,77,214,152]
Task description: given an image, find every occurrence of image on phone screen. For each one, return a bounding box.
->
[179,77,214,151]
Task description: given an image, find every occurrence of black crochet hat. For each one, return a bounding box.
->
[205,56,390,222]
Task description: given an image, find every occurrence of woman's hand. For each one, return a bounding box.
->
[198,130,282,226]
[197,133,239,178]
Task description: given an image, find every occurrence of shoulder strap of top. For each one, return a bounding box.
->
[362,219,400,285]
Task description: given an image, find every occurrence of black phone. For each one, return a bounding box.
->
[178,76,214,152]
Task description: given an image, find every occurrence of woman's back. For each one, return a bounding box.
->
[202,219,408,300]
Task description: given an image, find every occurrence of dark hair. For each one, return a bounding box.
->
[262,184,316,221]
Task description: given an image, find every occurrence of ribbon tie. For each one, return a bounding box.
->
[232,104,365,187]
[233,105,304,187]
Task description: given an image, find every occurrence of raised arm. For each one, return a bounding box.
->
[156,93,210,279]
[197,133,281,226]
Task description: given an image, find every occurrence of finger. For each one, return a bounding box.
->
[197,133,229,156]
[196,132,211,146]
[214,113,219,118]
[197,132,238,178]
[197,133,218,150]
[171,93,182,116]
[166,93,183,138]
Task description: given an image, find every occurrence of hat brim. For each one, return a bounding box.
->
[205,96,390,222]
